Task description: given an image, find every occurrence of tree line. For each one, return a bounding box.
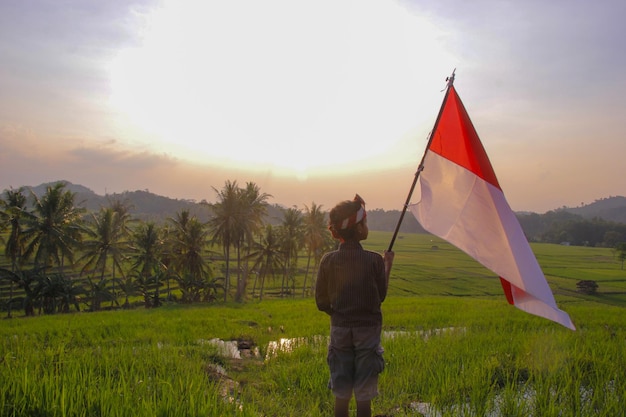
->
[0,181,336,318]
[3,181,625,318]
[518,211,626,247]
[519,211,626,270]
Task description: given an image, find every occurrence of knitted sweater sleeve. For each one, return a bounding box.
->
[315,253,332,315]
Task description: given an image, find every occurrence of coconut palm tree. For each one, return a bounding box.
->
[248,225,284,301]
[168,212,209,277]
[78,205,131,308]
[0,187,32,317]
[129,222,165,308]
[165,211,186,301]
[279,207,304,297]
[208,180,270,301]
[301,202,327,297]
[207,181,239,301]
[22,182,85,272]
[234,182,270,301]
[169,213,212,302]
[104,199,134,299]
[1,187,29,268]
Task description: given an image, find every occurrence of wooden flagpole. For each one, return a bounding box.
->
[387,69,456,252]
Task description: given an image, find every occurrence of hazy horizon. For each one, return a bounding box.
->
[10,176,624,215]
[1,1,625,214]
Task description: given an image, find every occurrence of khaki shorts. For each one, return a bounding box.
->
[327,325,385,401]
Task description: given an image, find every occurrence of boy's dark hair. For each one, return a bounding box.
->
[329,198,364,241]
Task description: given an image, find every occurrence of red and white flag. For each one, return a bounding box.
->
[409,84,575,330]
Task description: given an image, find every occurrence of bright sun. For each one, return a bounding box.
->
[108,0,455,176]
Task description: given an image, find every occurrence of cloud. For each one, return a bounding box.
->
[68,142,179,170]
[0,125,175,194]
[1,0,625,213]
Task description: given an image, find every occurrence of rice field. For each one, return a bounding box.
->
[1,232,625,416]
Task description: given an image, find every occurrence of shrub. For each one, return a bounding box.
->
[576,280,599,294]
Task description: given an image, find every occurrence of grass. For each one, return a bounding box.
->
[1,232,625,416]
[2,298,624,416]
[367,232,624,302]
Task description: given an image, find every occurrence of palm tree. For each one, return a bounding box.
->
[78,205,131,308]
[248,225,284,301]
[168,212,208,277]
[301,202,327,297]
[164,212,184,302]
[129,222,165,308]
[279,207,304,297]
[170,210,212,302]
[235,182,270,301]
[0,187,31,317]
[105,199,134,300]
[1,187,29,268]
[208,180,270,302]
[208,181,239,301]
[22,182,85,272]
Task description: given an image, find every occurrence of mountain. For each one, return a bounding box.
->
[7,181,625,232]
[560,196,626,224]
[28,181,107,212]
[22,180,208,223]
[11,180,424,233]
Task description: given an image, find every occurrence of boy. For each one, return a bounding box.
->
[316,194,394,417]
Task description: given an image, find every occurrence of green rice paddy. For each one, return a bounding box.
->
[1,232,624,416]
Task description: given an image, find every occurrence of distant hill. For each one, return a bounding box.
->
[28,181,106,212]
[7,181,625,233]
[561,196,626,224]
[24,181,208,223]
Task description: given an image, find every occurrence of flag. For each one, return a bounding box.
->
[408,84,575,330]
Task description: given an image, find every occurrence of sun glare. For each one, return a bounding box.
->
[109,0,455,175]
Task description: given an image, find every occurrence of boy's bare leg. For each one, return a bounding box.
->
[356,400,371,417]
[334,397,350,417]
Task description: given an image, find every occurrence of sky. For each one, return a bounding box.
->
[1,0,625,213]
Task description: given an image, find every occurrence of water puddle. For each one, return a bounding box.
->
[383,327,465,340]
[265,334,328,360]
[404,385,599,417]
[200,337,262,358]
[200,328,466,361]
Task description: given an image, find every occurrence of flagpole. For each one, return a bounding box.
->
[387,69,456,252]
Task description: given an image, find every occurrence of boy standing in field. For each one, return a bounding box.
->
[316,194,394,417]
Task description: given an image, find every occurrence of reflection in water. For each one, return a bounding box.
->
[197,338,260,359]
[201,328,466,361]
[265,335,328,360]
[264,328,465,359]
[383,327,465,340]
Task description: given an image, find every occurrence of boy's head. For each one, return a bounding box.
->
[328,194,368,241]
